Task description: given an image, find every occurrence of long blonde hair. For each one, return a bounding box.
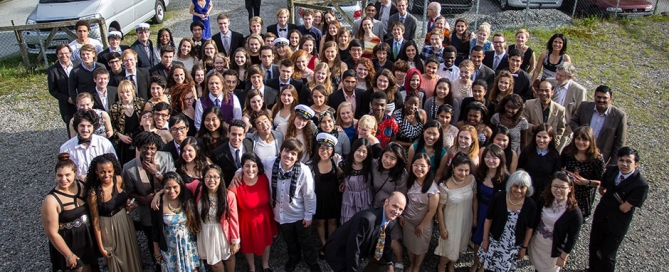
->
[308,62,333,96]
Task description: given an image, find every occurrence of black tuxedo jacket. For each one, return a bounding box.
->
[261,64,281,82]
[237,86,280,110]
[475,64,496,89]
[212,138,254,187]
[324,208,397,271]
[267,23,298,38]
[161,138,205,164]
[374,2,398,20]
[149,61,185,79]
[265,78,311,105]
[593,166,649,237]
[384,38,407,62]
[48,61,79,123]
[212,31,245,56]
[483,51,509,72]
[113,67,151,101]
[130,40,159,69]
[97,46,130,66]
[90,86,118,112]
[329,88,366,119]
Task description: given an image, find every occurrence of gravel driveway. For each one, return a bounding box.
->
[1,0,666,271]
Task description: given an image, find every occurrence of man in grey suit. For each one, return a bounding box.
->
[260,46,280,82]
[386,0,417,41]
[470,45,495,88]
[122,131,176,268]
[523,81,566,144]
[570,85,627,166]
[352,4,385,39]
[547,62,587,151]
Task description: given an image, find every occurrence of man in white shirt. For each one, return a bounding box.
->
[91,67,117,111]
[194,72,243,130]
[60,109,116,180]
[437,46,460,81]
[69,20,103,62]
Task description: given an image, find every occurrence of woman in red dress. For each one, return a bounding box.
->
[229,152,277,272]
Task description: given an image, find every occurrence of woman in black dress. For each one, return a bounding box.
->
[41,153,99,272]
[560,126,605,218]
[310,132,343,258]
[507,29,536,73]
[177,136,212,184]
[518,124,561,203]
[109,80,145,164]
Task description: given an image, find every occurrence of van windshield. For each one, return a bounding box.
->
[39,0,90,3]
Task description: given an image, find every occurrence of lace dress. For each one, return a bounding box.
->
[490,113,529,154]
[435,179,476,261]
[529,201,567,272]
[197,196,231,265]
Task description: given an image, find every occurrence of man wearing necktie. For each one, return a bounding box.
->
[324,192,407,272]
[386,0,417,41]
[384,22,407,62]
[212,120,253,187]
[589,147,648,272]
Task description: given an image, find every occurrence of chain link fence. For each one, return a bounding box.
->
[0,19,107,72]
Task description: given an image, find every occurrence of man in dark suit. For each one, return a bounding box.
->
[470,45,495,88]
[243,65,279,109]
[484,33,510,72]
[49,44,79,137]
[329,69,366,119]
[589,147,648,272]
[90,67,118,112]
[212,120,253,187]
[212,13,245,57]
[161,114,204,162]
[267,8,298,39]
[149,45,184,79]
[570,85,627,166]
[386,0,416,41]
[324,192,406,272]
[259,46,280,82]
[97,31,130,67]
[385,21,408,63]
[116,49,150,101]
[499,48,533,102]
[374,0,398,36]
[265,59,310,105]
[130,23,159,69]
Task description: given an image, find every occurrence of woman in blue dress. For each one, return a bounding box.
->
[190,0,212,40]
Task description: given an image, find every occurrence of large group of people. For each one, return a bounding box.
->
[44,2,648,272]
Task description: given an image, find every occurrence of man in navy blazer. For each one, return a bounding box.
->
[130,23,159,69]
[266,8,298,39]
[384,21,408,63]
[265,59,311,105]
[48,44,79,137]
[589,147,648,272]
[161,114,204,163]
[114,49,150,101]
[324,192,406,272]
[212,120,254,187]
[483,33,510,72]
[329,69,366,119]
[212,13,245,56]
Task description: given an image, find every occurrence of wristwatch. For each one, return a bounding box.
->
[155,172,161,178]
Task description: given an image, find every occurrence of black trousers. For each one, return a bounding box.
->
[245,0,261,19]
[588,217,624,272]
[279,220,319,266]
[63,114,73,138]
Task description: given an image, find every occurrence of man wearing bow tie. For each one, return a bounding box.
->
[190,21,208,59]
[267,8,297,39]
[437,46,459,81]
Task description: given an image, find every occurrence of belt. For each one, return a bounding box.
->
[59,214,89,230]
[106,207,126,217]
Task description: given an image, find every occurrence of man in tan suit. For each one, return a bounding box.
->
[570,85,627,166]
[523,80,566,145]
[547,62,587,151]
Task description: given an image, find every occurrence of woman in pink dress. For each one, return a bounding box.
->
[229,152,277,272]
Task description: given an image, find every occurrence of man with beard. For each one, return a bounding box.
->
[60,109,116,180]
[122,131,175,270]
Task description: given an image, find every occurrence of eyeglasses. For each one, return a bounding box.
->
[170,126,188,133]
[552,185,570,191]
[154,113,169,118]
[184,97,195,102]
[204,175,221,180]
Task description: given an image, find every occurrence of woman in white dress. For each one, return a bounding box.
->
[435,152,477,272]
[270,85,297,129]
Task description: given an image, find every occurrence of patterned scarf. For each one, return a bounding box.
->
[271,158,301,207]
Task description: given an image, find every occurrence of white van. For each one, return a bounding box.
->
[24,0,170,54]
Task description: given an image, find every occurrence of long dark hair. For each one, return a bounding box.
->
[445,152,472,181]
[520,123,558,162]
[407,153,435,193]
[486,125,515,170]
[475,144,508,185]
[542,171,578,212]
[563,126,601,162]
[377,142,407,184]
[197,106,229,157]
[177,137,209,178]
[415,120,444,169]
[161,172,201,233]
[199,164,229,222]
[343,138,373,183]
[496,94,524,123]
[85,153,122,204]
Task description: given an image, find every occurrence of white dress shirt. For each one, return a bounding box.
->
[95,87,109,111]
[60,134,117,176]
[262,157,317,224]
[437,63,460,82]
[194,93,243,130]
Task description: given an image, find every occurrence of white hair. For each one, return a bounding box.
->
[506,170,534,196]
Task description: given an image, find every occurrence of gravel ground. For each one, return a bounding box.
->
[1,0,667,271]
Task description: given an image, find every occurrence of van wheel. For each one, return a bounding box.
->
[153,1,165,24]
